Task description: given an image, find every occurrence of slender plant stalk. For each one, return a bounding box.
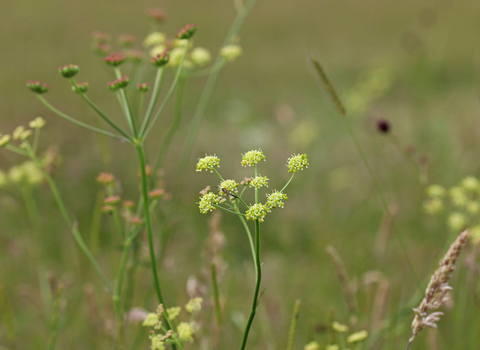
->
[70,79,133,141]
[135,143,174,332]
[47,283,64,350]
[142,67,166,129]
[36,95,128,141]
[141,45,189,138]
[286,300,301,350]
[153,76,186,173]
[239,219,262,350]
[0,284,15,348]
[211,262,223,325]
[310,56,421,290]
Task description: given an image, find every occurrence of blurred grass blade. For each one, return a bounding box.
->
[286,299,301,350]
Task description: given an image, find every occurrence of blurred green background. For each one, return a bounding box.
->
[1,0,480,349]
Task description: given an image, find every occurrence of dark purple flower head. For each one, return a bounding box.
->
[377,119,390,133]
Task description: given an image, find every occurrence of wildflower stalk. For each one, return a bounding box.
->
[135,142,174,332]
[153,76,186,173]
[176,0,258,182]
[310,56,421,290]
[286,300,301,350]
[47,283,63,350]
[35,95,128,141]
[211,261,223,325]
[142,66,166,130]
[113,68,138,136]
[141,43,189,138]
[239,219,262,350]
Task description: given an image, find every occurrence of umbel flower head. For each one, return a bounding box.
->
[246,203,268,222]
[72,82,89,93]
[151,50,170,67]
[196,155,220,172]
[220,45,242,62]
[107,76,130,91]
[218,179,238,195]
[27,80,50,94]
[177,23,197,40]
[58,64,80,78]
[287,154,309,173]
[104,52,126,66]
[266,190,288,209]
[241,150,266,167]
[249,176,268,189]
[198,192,220,214]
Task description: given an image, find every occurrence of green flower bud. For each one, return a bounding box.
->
[58,64,80,78]
[107,76,129,91]
[151,50,170,67]
[136,83,150,92]
[0,134,11,147]
[29,117,46,129]
[104,52,126,66]
[72,82,89,93]
[27,80,50,94]
[177,23,197,40]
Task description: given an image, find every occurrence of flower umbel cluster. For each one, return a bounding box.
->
[142,298,203,349]
[196,151,308,222]
[423,176,480,237]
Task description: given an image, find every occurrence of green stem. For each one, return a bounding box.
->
[28,146,114,294]
[211,262,222,325]
[134,142,174,332]
[280,174,295,193]
[286,300,301,350]
[239,219,262,350]
[36,95,129,142]
[214,204,245,216]
[175,0,258,184]
[67,78,132,143]
[141,45,189,138]
[113,68,138,137]
[153,76,186,173]
[114,236,132,350]
[47,283,64,350]
[142,67,166,130]
[20,185,39,227]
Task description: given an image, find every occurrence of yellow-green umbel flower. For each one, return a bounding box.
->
[241,150,265,167]
[448,212,467,231]
[467,201,480,214]
[346,330,368,344]
[177,322,194,342]
[246,203,268,222]
[142,313,160,327]
[29,117,46,129]
[426,184,446,198]
[166,306,181,320]
[332,321,349,333]
[0,134,11,147]
[287,154,309,173]
[423,197,443,215]
[196,155,220,172]
[449,187,467,207]
[219,179,239,195]
[198,192,220,214]
[143,32,166,47]
[220,44,242,62]
[151,335,165,350]
[303,341,320,350]
[190,47,211,66]
[249,176,268,189]
[12,126,25,140]
[325,345,339,350]
[185,297,202,313]
[266,190,287,209]
[167,48,186,68]
[461,176,480,192]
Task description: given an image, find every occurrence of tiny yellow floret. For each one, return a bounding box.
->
[241,150,265,167]
[177,322,194,342]
[287,154,309,173]
[303,341,319,350]
[346,330,368,343]
[332,321,349,333]
[185,297,203,313]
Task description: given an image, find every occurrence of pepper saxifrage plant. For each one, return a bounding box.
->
[196,150,309,350]
[1,5,256,347]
